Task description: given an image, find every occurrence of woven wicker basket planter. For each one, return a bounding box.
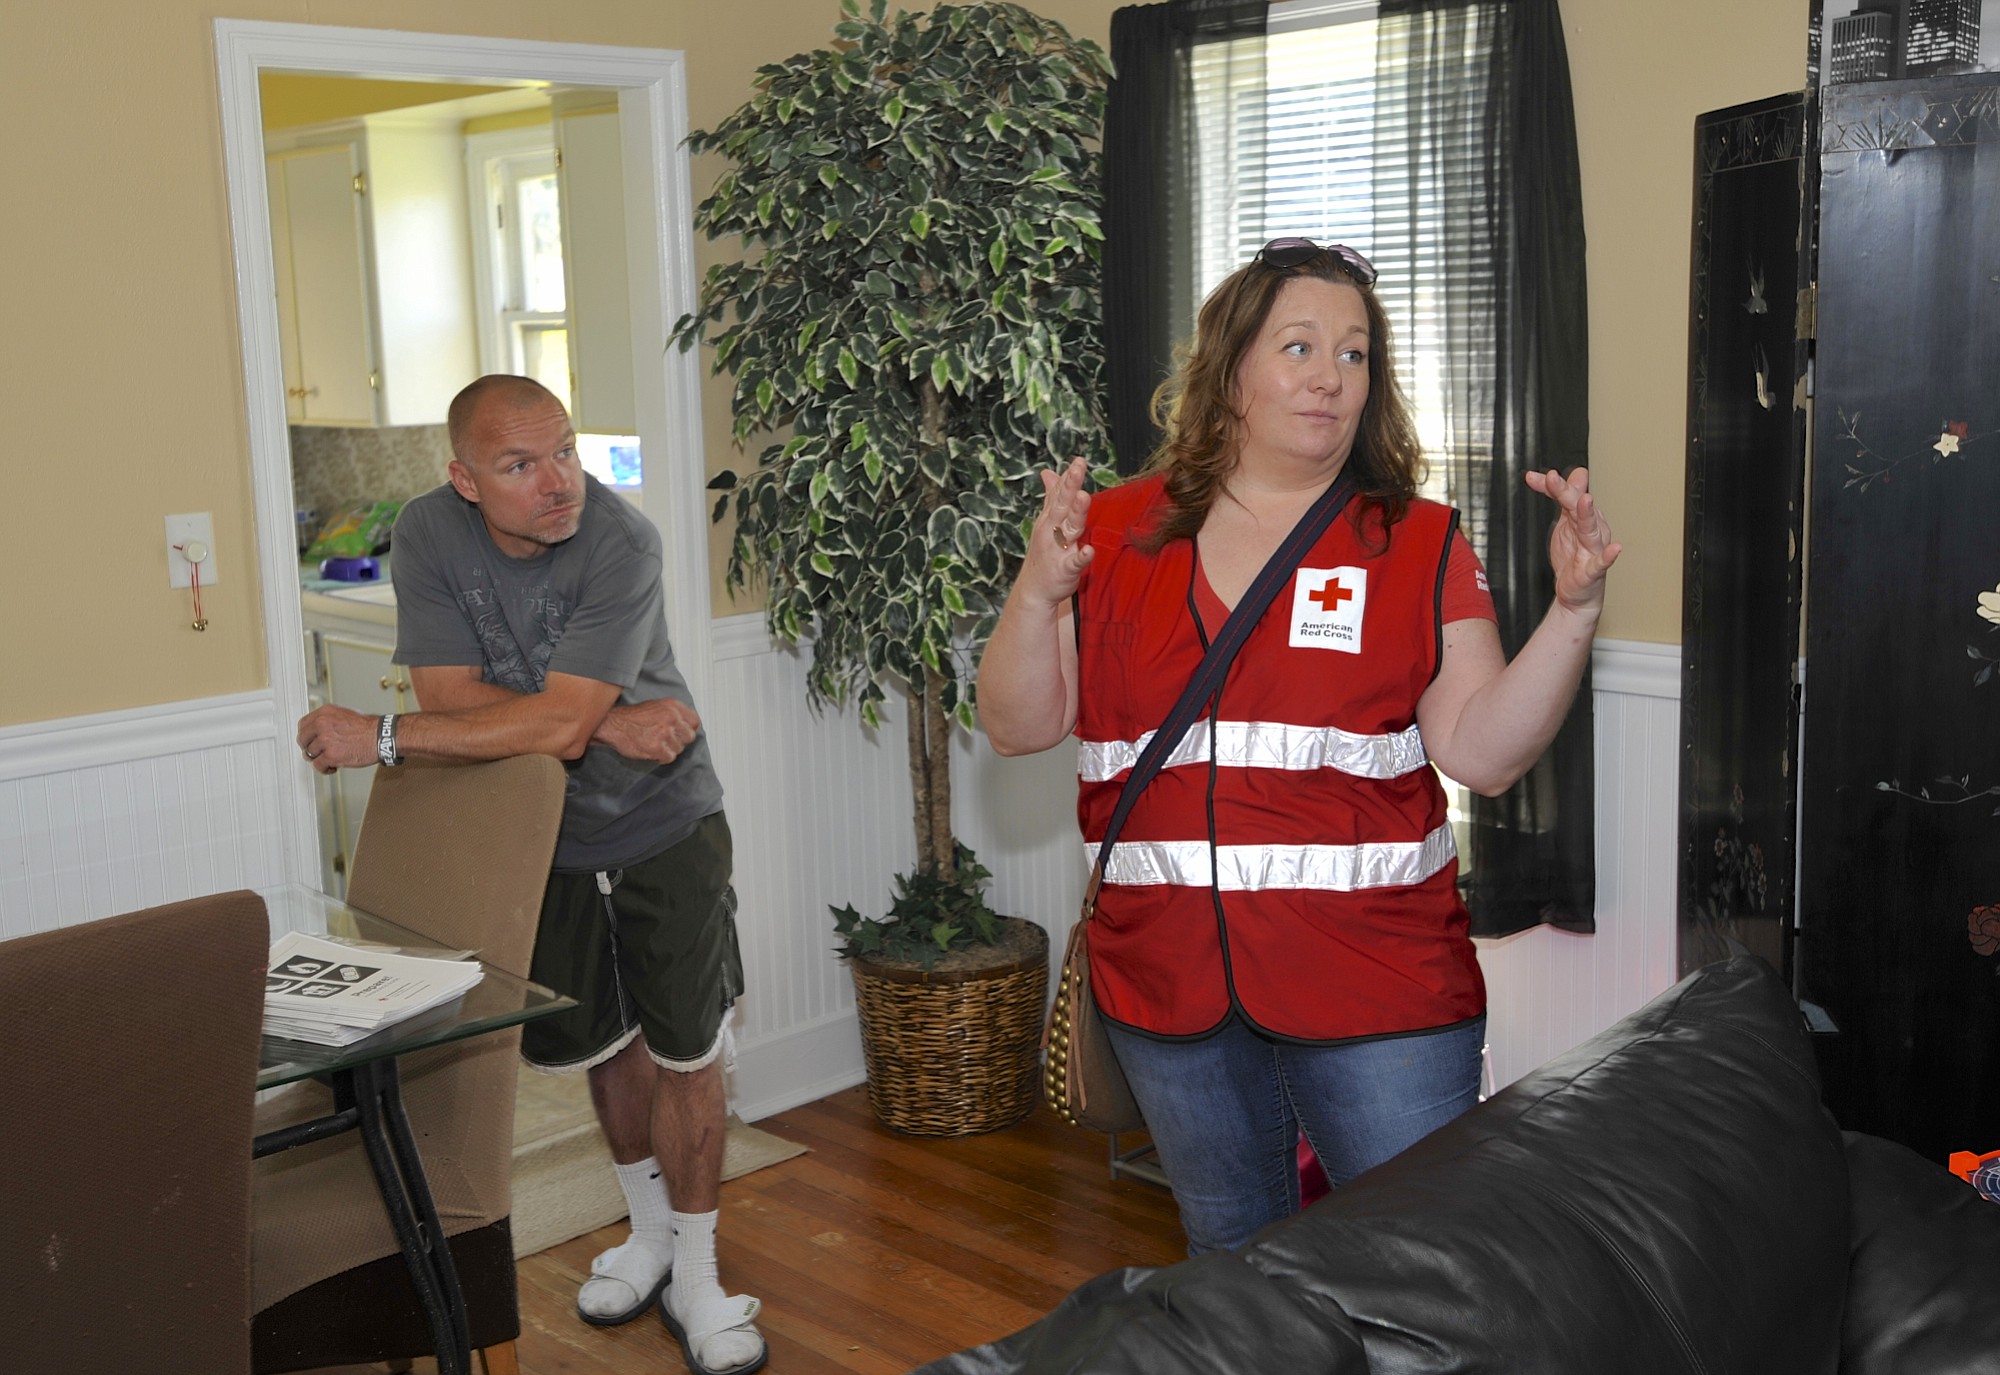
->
[848,916,1049,1137]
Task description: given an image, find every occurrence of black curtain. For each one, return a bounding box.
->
[1102,0,1267,474]
[1374,0,1595,936]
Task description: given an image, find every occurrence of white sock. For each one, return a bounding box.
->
[668,1208,719,1295]
[577,1158,673,1319]
[668,1208,762,1369]
[615,1156,674,1255]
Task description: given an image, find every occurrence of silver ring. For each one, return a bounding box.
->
[305,748,318,759]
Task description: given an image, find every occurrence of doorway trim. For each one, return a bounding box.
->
[213,19,712,885]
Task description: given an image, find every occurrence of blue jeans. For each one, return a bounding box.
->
[1105,1013,1485,1254]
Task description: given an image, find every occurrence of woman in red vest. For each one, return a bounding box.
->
[981,240,1621,1254]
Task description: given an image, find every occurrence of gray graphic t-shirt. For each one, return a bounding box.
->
[391,476,722,871]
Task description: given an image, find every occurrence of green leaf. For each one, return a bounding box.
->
[755,377,775,412]
[818,163,840,189]
[798,318,820,352]
[884,95,905,127]
[810,551,835,576]
[984,110,1007,139]
[909,206,930,239]
[810,468,830,506]
[930,353,951,393]
[988,237,1006,275]
[838,348,860,388]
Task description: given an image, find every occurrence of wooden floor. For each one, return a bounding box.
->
[323,1085,1185,1375]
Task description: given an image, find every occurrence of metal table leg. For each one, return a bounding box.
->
[254,1060,471,1375]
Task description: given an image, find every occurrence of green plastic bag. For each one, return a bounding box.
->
[306,500,402,560]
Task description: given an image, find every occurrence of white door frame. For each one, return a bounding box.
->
[213,19,713,885]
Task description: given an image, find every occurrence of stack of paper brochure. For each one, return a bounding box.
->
[264,931,484,1046]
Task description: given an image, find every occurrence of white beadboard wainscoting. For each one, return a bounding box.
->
[0,693,295,937]
[1475,640,1683,1089]
[0,630,1680,1119]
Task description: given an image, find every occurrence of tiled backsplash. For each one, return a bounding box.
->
[289,424,452,528]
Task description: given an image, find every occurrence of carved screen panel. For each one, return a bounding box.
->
[1678,94,1812,979]
[1802,75,2000,1160]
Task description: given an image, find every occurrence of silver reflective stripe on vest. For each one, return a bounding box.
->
[1094,821,1457,893]
[1077,720,1429,784]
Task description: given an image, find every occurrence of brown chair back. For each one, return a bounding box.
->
[252,755,564,1316]
[0,891,269,1375]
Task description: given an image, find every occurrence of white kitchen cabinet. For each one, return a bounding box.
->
[268,144,377,424]
[302,599,418,896]
[554,96,636,434]
[267,114,479,427]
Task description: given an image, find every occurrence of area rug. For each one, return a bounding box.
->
[510,1064,808,1259]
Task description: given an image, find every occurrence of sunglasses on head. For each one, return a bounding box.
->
[1255,238,1378,286]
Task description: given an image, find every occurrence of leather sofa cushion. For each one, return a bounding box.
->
[918,1253,1369,1375]
[1239,957,1850,1374]
[1840,1131,2000,1375]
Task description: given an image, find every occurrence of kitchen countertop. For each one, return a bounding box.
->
[300,560,398,629]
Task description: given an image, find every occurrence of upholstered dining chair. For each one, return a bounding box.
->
[0,890,269,1374]
[251,754,566,1375]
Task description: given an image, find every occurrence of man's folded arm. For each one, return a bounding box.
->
[398,666,619,761]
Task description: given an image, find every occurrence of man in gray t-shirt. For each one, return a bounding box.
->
[296,376,765,1374]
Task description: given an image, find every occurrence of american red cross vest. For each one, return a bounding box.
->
[1074,475,1485,1042]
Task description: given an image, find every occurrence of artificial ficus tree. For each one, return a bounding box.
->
[675,0,1113,887]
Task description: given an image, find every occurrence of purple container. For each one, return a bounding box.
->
[319,556,381,582]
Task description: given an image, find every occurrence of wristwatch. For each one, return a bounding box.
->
[377,713,403,767]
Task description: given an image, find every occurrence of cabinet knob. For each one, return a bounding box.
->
[379,674,395,690]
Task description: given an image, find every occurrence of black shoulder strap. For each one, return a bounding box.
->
[1090,472,1358,882]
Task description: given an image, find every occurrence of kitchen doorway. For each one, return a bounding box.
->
[214,20,713,891]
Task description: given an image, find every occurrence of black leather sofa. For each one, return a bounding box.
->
[918,957,2000,1374]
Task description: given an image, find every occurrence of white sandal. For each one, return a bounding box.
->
[575,1242,672,1327]
[660,1288,767,1375]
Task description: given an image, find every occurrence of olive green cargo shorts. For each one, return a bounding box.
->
[522,810,744,1072]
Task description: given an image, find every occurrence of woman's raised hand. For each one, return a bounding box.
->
[1023,455,1096,603]
[1524,467,1621,615]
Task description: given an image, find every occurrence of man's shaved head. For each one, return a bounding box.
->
[448,375,564,460]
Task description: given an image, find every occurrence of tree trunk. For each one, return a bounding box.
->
[904,673,956,881]
[908,360,957,881]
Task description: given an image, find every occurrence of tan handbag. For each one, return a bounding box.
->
[1040,471,1358,1134]
[1043,867,1144,1132]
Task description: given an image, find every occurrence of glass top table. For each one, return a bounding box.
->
[256,883,575,1090]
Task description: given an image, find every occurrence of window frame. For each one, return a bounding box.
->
[463,124,569,380]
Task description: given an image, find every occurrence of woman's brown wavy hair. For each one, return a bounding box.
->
[1137,249,1425,550]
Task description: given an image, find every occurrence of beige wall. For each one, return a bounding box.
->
[0,0,1804,729]
[1564,0,1809,641]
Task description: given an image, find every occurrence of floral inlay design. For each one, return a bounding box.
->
[1839,412,1989,492]
[1969,905,2000,963]
[1970,581,2000,687]
[1875,774,2000,816]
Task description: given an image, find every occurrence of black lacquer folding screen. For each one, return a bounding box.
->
[1683,75,2000,1162]
[1799,76,2000,1162]
[1678,94,1812,981]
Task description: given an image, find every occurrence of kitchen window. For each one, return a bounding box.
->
[466,126,572,411]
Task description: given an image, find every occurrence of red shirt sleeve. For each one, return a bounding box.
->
[1442,528,1497,624]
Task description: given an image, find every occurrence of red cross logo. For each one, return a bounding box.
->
[1311,578,1352,613]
